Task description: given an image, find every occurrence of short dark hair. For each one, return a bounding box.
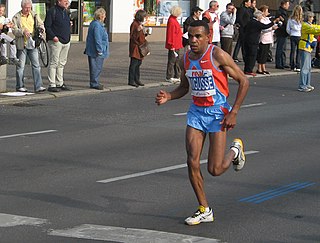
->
[189,20,210,35]
[280,0,289,6]
[135,9,147,22]
[226,3,235,8]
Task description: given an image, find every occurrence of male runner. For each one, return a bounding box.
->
[155,20,249,226]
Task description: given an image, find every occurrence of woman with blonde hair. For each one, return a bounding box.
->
[84,8,109,90]
[256,5,278,75]
[297,11,320,92]
[165,5,183,83]
[286,5,303,72]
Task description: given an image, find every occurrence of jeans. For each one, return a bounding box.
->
[299,50,311,89]
[289,36,300,70]
[16,48,43,91]
[128,57,142,85]
[275,36,287,68]
[0,33,17,59]
[88,56,104,88]
[166,49,181,79]
[48,41,70,87]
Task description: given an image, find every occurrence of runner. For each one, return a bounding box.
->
[155,20,249,226]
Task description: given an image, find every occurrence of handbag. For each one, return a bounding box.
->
[138,40,150,57]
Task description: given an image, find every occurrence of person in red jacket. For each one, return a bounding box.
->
[165,5,183,83]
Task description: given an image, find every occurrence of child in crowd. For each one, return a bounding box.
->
[0,4,19,65]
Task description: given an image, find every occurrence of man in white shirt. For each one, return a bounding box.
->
[202,0,221,45]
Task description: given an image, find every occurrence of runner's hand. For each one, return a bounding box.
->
[220,112,236,131]
[155,90,169,105]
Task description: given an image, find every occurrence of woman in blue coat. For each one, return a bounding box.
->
[84,8,109,90]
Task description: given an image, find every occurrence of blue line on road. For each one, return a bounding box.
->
[239,182,316,204]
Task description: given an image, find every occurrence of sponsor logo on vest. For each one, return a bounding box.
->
[186,69,216,97]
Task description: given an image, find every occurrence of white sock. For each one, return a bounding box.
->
[205,207,210,213]
[231,147,239,159]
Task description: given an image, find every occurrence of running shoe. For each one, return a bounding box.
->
[230,138,246,171]
[185,205,214,226]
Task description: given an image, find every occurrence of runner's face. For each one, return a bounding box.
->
[188,26,209,54]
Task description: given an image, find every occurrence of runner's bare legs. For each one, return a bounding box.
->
[186,126,236,207]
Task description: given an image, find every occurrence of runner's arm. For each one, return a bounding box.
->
[213,47,249,129]
[155,58,189,105]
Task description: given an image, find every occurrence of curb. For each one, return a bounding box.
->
[0,70,319,105]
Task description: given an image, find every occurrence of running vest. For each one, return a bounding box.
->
[184,44,229,107]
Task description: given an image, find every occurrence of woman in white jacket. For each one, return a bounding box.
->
[286,5,303,72]
[256,5,278,74]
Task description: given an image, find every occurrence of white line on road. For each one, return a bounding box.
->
[241,102,266,108]
[0,213,48,227]
[97,151,259,184]
[48,224,222,243]
[0,130,57,139]
[173,102,266,116]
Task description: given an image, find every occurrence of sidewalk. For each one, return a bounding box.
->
[1,41,319,104]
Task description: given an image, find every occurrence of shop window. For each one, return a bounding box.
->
[142,0,190,26]
[83,0,108,26]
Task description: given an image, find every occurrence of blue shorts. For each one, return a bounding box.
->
[187,103,231,133]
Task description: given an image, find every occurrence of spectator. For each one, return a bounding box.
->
[12,0,46,93]
[165,5,183,83]
[128,9,149,87]
[243,10,277,76]
[45,0,72,92]
[286,5,303,72]
[182,6,203,48]
[297,11,320,92]
[250,0,257,15]
[84,8,109,90]
[232,0,252,62]
[256,5,278,75]
[0,4,19,65]
[275,0,290,69]
[202,0,220,45]
[220,3,237,55]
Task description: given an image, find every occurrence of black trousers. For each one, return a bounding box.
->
[244,42,258,73]
[128,57,142,85]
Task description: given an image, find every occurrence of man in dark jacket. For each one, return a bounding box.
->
[44,0,72,92]
[275,0,290,69]
[232,0,253,62]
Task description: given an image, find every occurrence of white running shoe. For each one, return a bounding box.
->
[16,87,28,92]
[230,138,246,171]
[185,205,214,226]
[307,85,315,91]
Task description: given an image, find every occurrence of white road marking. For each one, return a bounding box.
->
[173,102,266,116]
[0,130,57,139]
[48,224,222,242]
[0,213,48,227]
[241,102,266,108]
[97,151,259,184]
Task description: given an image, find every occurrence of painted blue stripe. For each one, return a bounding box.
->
[239,182,300,202]
[245,182,311,203]
[239,182,316,204]
[253,182,316,204]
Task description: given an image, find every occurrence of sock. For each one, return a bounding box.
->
[231,147,239,159]
[205,207,211,213]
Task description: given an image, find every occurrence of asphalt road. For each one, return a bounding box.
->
[0,73,319,243]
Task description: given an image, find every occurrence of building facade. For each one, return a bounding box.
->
[1,0,319,42]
